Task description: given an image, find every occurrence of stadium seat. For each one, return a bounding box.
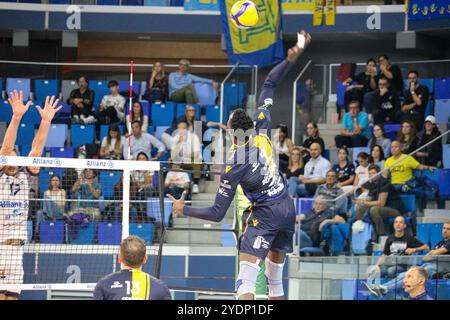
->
[400,194,416,214]
[118,80,140,95]
[140,81,147,97]
[146,197,172,226]
[141,100,151,117]
[443,145,450,169]
[70,125,95,148]
[147,126,155,135]
[39,221,65,244]
[97,222,122,245]
[434,99,450,123]
[429,223,444,248]
[6,78,31,100]
[434,78,450,99]
[34,79,59,101]
[39,170,64,197]
[45,124,68,148]
[403,78,434,94]
[384,123,401,141]
[296,197,314,214]
[206,105,221,123]
[19,145,44,158]
[176,103,201,120]
[438,169,450,198]
[322,149,330,160]
[99,171,122,198]
[129,223,155,244]
[425,100,434,118]
[21,101,42,125]
[0,100,13,122]
[97,0,120,4]
[89,80,109,111]
[351,147,370,166]
[99,124,125,142]
[152,102,175,126]
[417,223,430,247]
[17,123,35,146]
[69,222,96,245]
[336,81,346,110]
[49,147,74,158]
[223,82,247,108]
[221,224,235,247]
[61,80,78,101]
[194,83,217,105]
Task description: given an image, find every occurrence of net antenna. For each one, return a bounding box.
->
[127,60,134,161]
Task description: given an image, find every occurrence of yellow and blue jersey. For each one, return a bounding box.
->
[93,269,171,300]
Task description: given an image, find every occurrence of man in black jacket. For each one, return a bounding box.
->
[373,77,401,125]
[400,70,430,131]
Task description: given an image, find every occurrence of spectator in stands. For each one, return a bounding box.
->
[100,123,125,160]
[301,121,325,164]
[125,120,165,160]
[400,71,430,131]
[397,120,419,155]
[165,163,191,200]
[335,100,371,148]
[353,151,370,188]
[368,124,391,157]
[372,76,401,125]
[384,141,435,193]
[68,75,96,125]
[126,102,150,133]
[168,59,218,104]
[343,58,378,112]
[332,147,355,194]
[130,151,155,221]
[170,121,202,194]
[415,115,442,167]
[314,169,346,220]
[370,145,386,169]
[71,169,102,221]
[285,147,304,181]
[36,175,66,235]
[366,216,429,281]
[298,195,333,248]
[274,124,294,173]
[353,164,400,239]
[377,54,403,96]
[403,267,434,300]
[289,142,331,198]
[143,62,169,103]
[97,80,125,125]
[364,222,450,298]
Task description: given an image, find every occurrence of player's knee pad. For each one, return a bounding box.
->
[236,261,261,299]
[264,258,285,298]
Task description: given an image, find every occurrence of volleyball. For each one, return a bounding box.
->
[230,0,260,29]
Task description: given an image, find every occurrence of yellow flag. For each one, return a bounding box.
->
[325,0,336,26]
[313,0,323,26]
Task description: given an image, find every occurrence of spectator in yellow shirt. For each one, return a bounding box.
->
[383,140,435,192]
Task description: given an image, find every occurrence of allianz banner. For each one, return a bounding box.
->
[219,0,284,68]
[408,0,450,21]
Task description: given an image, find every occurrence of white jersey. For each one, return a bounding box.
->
[0,169,30,242]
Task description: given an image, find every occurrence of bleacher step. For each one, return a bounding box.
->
[423,209,450,220]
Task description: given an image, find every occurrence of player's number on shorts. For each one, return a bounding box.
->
[125,281,141,295]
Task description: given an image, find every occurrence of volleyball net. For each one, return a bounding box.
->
[0,155,165,292]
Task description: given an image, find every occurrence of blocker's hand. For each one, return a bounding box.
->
[167,191,187,217]
[8,90,32,118]
[36,96,62,123]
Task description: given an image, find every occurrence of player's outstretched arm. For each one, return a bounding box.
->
[0,90,32,156]
[28,96,62,158]
[257,30,312,107]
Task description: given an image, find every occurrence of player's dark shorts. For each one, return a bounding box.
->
[0,291,20,299]
[238,195,296,259]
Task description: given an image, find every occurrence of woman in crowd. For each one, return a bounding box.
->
[368,124,391,157]
[99,123,126,160]
[370,144,386,170]
[274,124,294,173]
[415,115,443,167]
[143,62,169,103]
[332,147,355,194]
[36,175,66,237]
[286,146,304,184]
[353,151,370,188]
[301,121,325,164]
[397,120,419,155]
[126,102,149,133]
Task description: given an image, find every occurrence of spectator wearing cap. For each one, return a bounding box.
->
[124,120,165,160]
[97,80,126,124]
[400,70,430,131]
[168,59,218,104]
[415,115,442,167]
[334,100,371,148]
[69,75,96,125]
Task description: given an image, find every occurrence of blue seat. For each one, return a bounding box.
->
[146,197,172,226]
[39,170,64,197]
[425,100,434,118]
[400,194,416,214]
[434,78,450,99]
[435,99,450,123]
[429,223,444,248]
[223,82,247,108]
[152,102,175,126]
[336,81,346,109]
[99,124,125,143]
[20,145,44,158]
[352,147,370,166]
[194,82,217,105]
[49,146,74,158]
[203,147,212,163]
[417,222,431,247]
[0,100,13,122]
[99,171,122,198]
[45,124,68,148]
[176,103,201,120]
[89,80,109,111]
[443,145,450,169]
[70,125,95,148]
[438,169,450,198]
[27,220,33,244]
[118,80,140,94]
[61,80,78,101]
[170,0,184,6]
[6,78,31,100]
[34,79,59,101]
[140,81,148,97]
[129,223,155,244]
[221,224,235,247]
[98,222,122,245]
[206,105,221,123]
[296,197,314,214]
[39,221,65,244]
[97,0,120,4]
[384,123,401,141]
[69,222,95,245]
[322,149,330,160]
[403,78,434,95]
[17,123,35,146]
[21,101,42,125]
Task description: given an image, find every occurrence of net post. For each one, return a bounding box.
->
[155,164,165,279]
[122,168,131,239]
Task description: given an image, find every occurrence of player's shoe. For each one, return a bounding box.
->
[362,282,388,297]
[192,184,199,194]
